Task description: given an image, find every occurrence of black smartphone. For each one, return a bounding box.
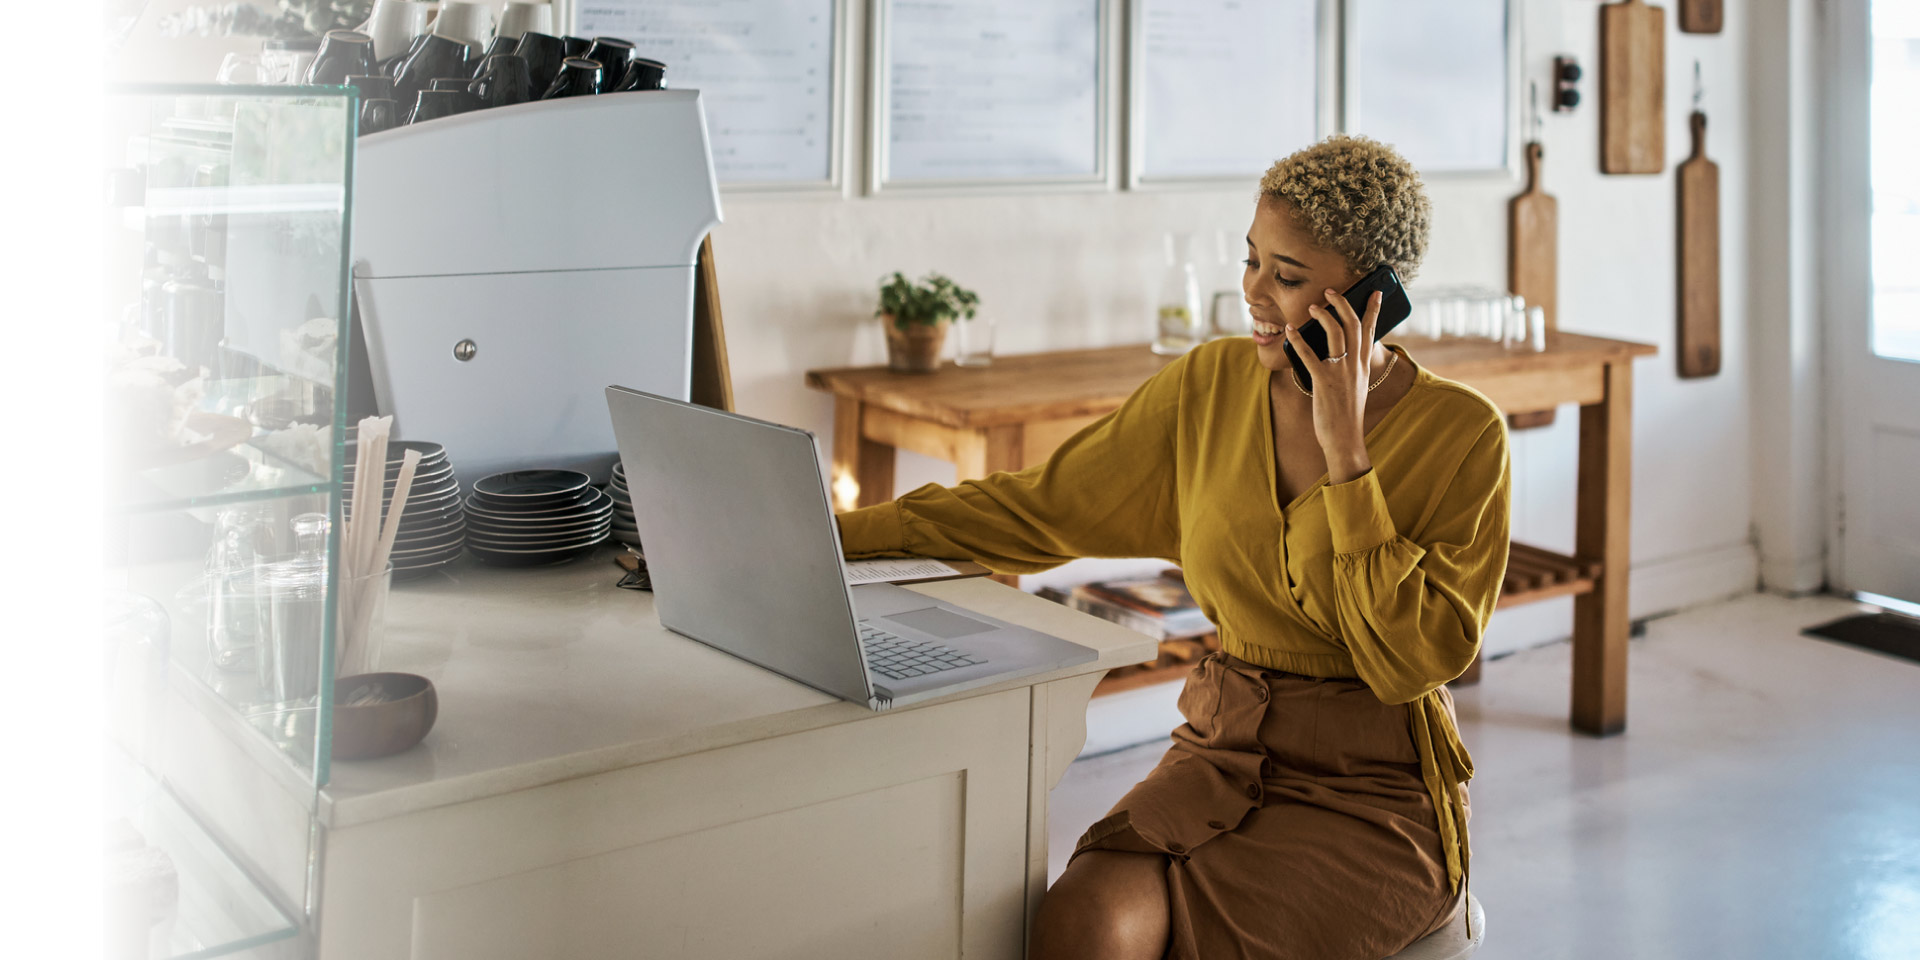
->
[1283,262,1413,392]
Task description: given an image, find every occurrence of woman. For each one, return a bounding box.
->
[837,135,1508,960]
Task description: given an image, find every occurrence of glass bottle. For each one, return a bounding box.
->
[206,503,278,673]
[1153,232,1205,356]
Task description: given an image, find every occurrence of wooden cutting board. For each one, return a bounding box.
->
[1677,110,1720,377]
[1509,141,1558,331]
[1680,0,1723,34]
[1601,0,1665,174]
[1507,141,1559,430]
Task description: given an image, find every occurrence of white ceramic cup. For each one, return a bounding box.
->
[364,0,431,61]
[496,2,554,41]
[431,1,495,50]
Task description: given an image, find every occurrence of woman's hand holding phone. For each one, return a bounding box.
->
[1283,287,1382,485]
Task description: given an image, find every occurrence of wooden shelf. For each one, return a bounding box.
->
[1498,541,1602,609]
[1092,633,1218,697]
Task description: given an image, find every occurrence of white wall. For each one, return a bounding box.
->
[713,0,1761,656]
[117,0,1771,656]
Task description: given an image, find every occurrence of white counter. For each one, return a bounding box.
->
[312,548,1155,960]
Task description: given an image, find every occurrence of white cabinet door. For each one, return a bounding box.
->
[317,688,1034,960]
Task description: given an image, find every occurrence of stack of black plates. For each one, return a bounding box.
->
[608,460,640,546]
[464,469,613,565]
[345,439,465,579]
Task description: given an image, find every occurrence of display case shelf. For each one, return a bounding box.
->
[107,753,300,960]
[120,443,333,515]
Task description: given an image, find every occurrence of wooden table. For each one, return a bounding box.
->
[808,332,1656,736]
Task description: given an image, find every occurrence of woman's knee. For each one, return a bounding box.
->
[1030,851,1170,960]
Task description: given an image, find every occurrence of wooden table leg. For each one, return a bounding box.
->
[832,397,895,512]
[1451,651,1484,687]
[1571,361,1632,736]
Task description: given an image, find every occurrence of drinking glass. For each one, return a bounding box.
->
[336,563,394,678]
[1210,290,1253,339]
[1441,296,1469,338]
[952,313,995,367]
[1502,295,1529,349]
[217,53,265,84]
[255,514,328,704]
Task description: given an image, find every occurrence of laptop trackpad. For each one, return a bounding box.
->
[882,606,996,640]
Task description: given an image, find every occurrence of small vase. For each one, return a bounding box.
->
[883,315,948,374]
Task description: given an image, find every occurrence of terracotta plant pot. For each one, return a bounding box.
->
[883,314,948,374]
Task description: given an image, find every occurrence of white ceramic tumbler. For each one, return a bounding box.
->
[363,0,430,61]
[432,1,495,50]
[496,2,554,41]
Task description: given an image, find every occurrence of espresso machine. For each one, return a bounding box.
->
[349,90,722,482]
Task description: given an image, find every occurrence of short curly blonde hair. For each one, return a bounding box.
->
[1259,135,1431,282]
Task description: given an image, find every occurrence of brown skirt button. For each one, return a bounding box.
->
[1167,842,1186,854]
[1245,783,1261,799]
[1255,686,1270,702]
[1207,819,1227,830]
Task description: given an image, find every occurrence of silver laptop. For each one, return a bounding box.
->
[606,386,1097,710]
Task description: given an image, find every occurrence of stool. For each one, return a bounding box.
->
[1383,892,1485,960]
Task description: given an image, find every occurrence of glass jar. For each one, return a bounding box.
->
[1153,232,1205,355]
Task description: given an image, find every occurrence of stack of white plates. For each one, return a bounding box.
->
[608,460,640,546]
[345,439,465,579]
[463,469,612,566]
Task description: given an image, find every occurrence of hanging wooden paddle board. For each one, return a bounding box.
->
[1677,111,1720,378]
[1680,0,1723,34]
[1600,0,1665,174]
[1509,141,1558,331]
[1507,140,1559,430]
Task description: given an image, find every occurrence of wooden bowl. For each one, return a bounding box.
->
[331,672,437,761]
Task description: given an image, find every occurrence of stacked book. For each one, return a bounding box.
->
[1065,572,1214,641]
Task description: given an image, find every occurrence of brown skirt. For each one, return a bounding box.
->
[1070,652,1467,960]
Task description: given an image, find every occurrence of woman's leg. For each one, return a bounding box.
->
[1028,850,1170,960]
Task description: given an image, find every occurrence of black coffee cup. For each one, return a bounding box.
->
[514,31,568,96]
[470,54,533,109]
[428,77,482,113]
[346,74,394,101]
[473,36,517,76]
[394,33,472,101]
[408,88,470,124]
[612,57,667,93]
[562,35,593,58]
[541,57,603,99]
[359,97,399,135]
[582,37,636,92]
[308,29,375,84]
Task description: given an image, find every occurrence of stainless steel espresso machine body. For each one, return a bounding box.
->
[350,90,723,482]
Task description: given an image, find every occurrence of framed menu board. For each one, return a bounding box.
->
[572,0,845,190]
[1127,0,1330,187]
[1340,0,1517,176]
[868,0,1115,192]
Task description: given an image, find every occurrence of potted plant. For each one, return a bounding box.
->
[876,272,979,374]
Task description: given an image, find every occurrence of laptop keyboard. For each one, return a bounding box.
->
[859,624,986,681]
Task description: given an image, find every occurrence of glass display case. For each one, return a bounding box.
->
[103,84,356,960]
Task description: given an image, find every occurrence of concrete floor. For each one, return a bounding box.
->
[1046,592,1920,960]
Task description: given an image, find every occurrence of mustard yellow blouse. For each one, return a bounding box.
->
[835,338,1510,893]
